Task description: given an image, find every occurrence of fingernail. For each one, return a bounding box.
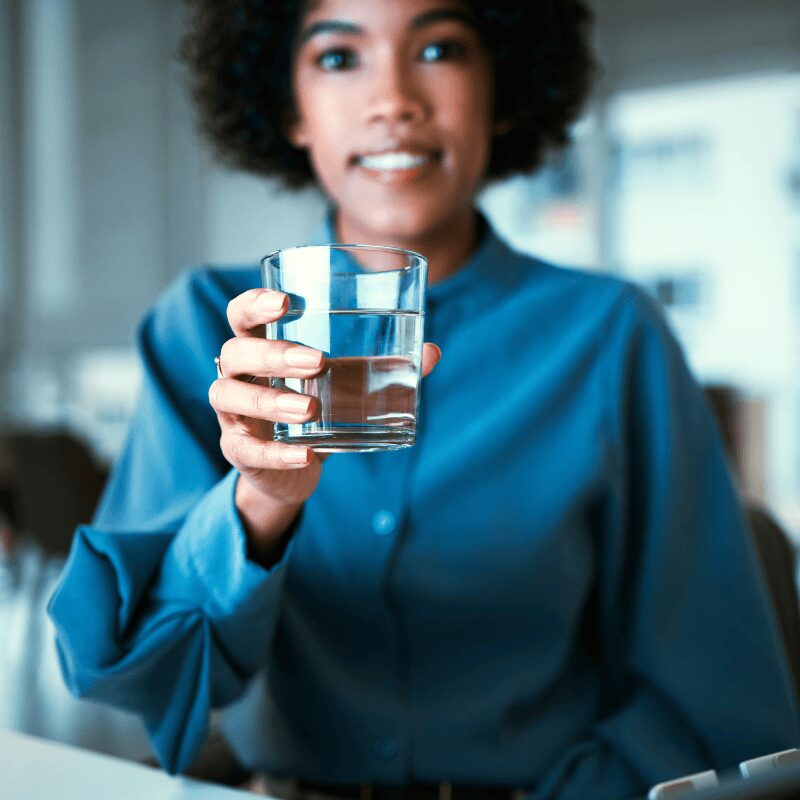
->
[281,447,309,465]
[276,394,312,415]
[258,292,285,312]
[285,348,323,369]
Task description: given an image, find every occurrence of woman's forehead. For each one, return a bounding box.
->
[300,0,471,26]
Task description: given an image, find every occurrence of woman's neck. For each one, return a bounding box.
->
[334,208,480,285]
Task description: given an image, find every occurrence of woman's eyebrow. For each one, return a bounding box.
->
[409,8,477,31]
[298,20,363,46]
[298,8,477,46]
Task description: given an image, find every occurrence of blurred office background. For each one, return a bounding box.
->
[0,0,799,761]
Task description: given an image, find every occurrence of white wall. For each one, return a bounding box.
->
[2,0,323,365]
[201,168,326,267]
[0,2,22,369]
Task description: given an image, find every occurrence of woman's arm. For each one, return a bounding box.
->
[529,287,800,800]
[48,270,294,774]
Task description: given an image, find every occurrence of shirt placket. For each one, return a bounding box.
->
[362,443,418,779]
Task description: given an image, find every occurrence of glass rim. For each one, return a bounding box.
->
[260,242,427,270]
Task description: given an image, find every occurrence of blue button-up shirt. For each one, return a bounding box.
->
[49,215,799,799]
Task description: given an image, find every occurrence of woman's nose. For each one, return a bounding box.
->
[364,58,428,126]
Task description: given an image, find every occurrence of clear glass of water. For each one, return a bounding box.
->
[261,244,427,453]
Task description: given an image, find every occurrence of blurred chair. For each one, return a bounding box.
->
[0,428,152,760]
[746,505,800,703]
[0,428,108,556]
[703,385,800,703]
[704,384,767,502]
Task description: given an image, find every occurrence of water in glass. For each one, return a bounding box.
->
[271,308,424,452]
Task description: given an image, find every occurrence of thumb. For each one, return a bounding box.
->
[421,342,442,378]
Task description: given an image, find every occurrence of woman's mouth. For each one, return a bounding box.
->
[357,151,434,170]
[351,149,442,183]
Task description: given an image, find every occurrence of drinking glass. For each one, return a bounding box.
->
[261,244,427,453]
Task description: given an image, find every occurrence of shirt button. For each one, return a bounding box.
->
[372,736,398,759]
[371,510,396,536]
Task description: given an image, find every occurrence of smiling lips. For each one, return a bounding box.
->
[352,147,441,183]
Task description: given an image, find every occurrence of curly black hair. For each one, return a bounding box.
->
[181,0,597,188]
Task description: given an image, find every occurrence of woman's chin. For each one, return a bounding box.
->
[337,199,467,248]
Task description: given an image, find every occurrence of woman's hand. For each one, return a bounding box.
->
[209,288,441,559]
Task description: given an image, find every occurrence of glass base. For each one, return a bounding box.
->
[275,427,415,453]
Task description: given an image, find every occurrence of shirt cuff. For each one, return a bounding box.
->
[158,469,295,620]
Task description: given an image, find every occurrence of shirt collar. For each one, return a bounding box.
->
[305,207,526,309]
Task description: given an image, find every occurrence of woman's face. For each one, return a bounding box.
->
[288,0,494,245]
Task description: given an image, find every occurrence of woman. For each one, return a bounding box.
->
[49,1,799,798]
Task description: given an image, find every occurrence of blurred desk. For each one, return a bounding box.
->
[0,729,269,800]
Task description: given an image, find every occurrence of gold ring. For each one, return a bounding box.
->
[214,356,260,384]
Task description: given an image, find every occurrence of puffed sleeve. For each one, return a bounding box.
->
[48,270,292,774]
[533,286,800,800]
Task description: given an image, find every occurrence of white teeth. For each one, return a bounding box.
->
[358,151,432,171]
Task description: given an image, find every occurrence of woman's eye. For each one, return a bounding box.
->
[316,48,358,72]
[419,40,466,63]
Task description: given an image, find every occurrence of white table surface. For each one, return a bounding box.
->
[0,729,274,800]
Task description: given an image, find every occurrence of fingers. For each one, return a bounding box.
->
[421,342,442,378]
[218,337,325,380]
[227,289,288,337]
[209,379,321,423]
[220,432,313,470]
